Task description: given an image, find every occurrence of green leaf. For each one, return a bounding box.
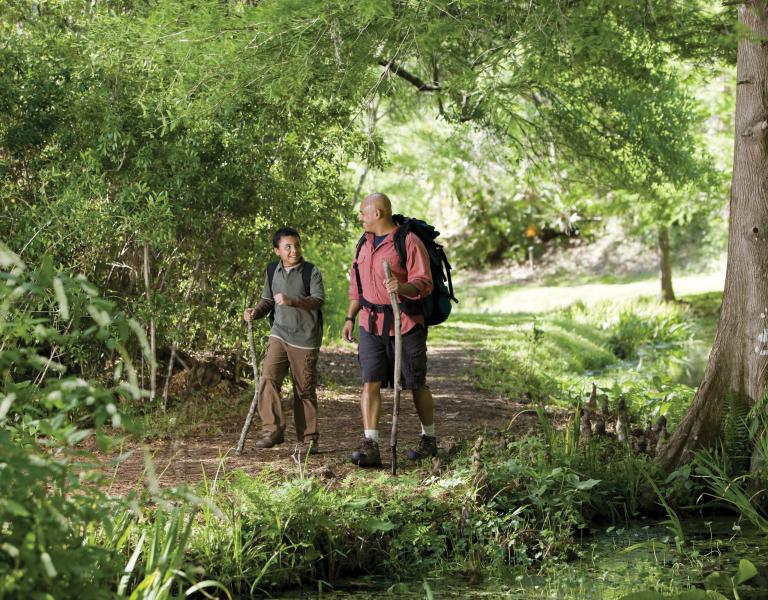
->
[1,499,30,517]
[344,498,371,509]
[574,478,601,490]
[365,519,396,533]
[678,591,729,600]
[185,580,232,599]
[41,551,57,578]
[619,592,665,600]
[734,559,758,585]
[704,572,731,591]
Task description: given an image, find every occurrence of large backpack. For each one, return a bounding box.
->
[265,260,323,332]
[354,215,458,327]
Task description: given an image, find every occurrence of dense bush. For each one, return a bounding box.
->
[0,248,223,598]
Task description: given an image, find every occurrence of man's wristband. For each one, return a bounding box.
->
[345,316,355,323]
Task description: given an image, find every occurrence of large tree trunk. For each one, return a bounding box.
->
[657,2,768,472]
[658,225,676,303]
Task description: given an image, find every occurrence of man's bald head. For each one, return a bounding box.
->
[362,192,392,217]
[359,192,395,234]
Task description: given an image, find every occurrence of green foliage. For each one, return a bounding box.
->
[178,427,674,594]
[0,252,222,598]
[1,0,735,368]
[605,305,691,361]
[621,591,729,600]
[723,392,751,475]
[435,298,694,421]
[704,559,759,600]
[1,0,366,370]
[621,558,759,600]
[695,447,768,535]
[186,470,468,593]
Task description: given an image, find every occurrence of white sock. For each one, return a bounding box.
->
[421,423,436,437]
[364,429,379,442]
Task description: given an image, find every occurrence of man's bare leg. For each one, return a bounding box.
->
[352,381,385,467]
[412,385,434,427]
[408,385,437,460]
[361,381,383,431]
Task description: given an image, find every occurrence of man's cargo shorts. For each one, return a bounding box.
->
[358,324,428,390]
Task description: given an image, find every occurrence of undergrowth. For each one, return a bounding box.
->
[431,297,709,428]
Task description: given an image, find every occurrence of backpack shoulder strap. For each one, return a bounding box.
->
[266,261,279,298]
[354,234,366,259]
[353,234,368,296]
[391,221,411,275]
[301,261,314,296]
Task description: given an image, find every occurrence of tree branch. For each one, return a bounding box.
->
[377,58,440,91]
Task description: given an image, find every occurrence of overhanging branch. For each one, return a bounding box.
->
[376,58,441,91]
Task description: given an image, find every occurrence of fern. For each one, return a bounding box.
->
[723,391,751,475]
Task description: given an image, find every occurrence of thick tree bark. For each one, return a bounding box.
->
[657,2,768,471]
[658,225,676,303]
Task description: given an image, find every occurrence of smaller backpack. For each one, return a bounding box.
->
[354,215,458,327]
[265,261,323,331]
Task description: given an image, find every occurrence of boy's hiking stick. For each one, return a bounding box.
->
[383,261,402,475]
[235,318,260,455]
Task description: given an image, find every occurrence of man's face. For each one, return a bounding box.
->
[274,236,302,267]
[358,202,377,233]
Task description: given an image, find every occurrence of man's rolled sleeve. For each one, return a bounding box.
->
[402,234,433,300]
[349,266,360,301]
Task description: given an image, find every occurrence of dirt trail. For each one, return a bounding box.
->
[103,343,535,494]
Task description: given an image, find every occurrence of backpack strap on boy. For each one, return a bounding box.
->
[266,260,319,327]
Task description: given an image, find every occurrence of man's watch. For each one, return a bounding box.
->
[345,316,355,323]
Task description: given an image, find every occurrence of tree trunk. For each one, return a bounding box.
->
[658,225,676,303]
[657,2,768,472]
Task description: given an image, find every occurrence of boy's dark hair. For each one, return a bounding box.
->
[273,227,301,248]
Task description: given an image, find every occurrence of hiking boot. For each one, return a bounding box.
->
[253,430,284,449]
[350,437,382,468]
[406,435,438,460]
[299,438,319,455]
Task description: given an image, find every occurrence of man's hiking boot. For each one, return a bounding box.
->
[406,435,438,460]
[350,437,383,468]
[254,430,284,449]
[299,438,319,456]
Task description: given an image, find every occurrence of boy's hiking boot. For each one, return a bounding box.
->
[350,437,382,468]
[406,435,438,460]
[254,430,284,449]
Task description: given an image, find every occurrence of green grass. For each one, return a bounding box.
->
[430,292,722,428]
[454,270,725,314]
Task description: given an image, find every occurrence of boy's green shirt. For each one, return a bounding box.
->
[261,260,324,349]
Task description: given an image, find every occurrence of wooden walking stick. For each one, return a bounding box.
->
[383,260,402,475]
[236,318,261,455]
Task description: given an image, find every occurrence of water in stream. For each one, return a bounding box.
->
[276,517,768,599]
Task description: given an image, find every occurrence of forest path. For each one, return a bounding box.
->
[103,340,534,494]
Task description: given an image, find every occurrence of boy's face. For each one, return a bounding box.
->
[274,235,302,267]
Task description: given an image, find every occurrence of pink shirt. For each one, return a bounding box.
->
[349,228,434,336]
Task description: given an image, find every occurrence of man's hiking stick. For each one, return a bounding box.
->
[383,261,402,475]
[235,319,261,455]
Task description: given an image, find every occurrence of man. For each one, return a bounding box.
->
[342,192,437,467]
[244,227,324,454]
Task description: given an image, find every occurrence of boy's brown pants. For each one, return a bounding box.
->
[258,337,319,441]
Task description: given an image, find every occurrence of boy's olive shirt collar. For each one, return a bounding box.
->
[275,258,304,273]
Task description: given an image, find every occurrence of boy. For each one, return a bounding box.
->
[244,227,324,454]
